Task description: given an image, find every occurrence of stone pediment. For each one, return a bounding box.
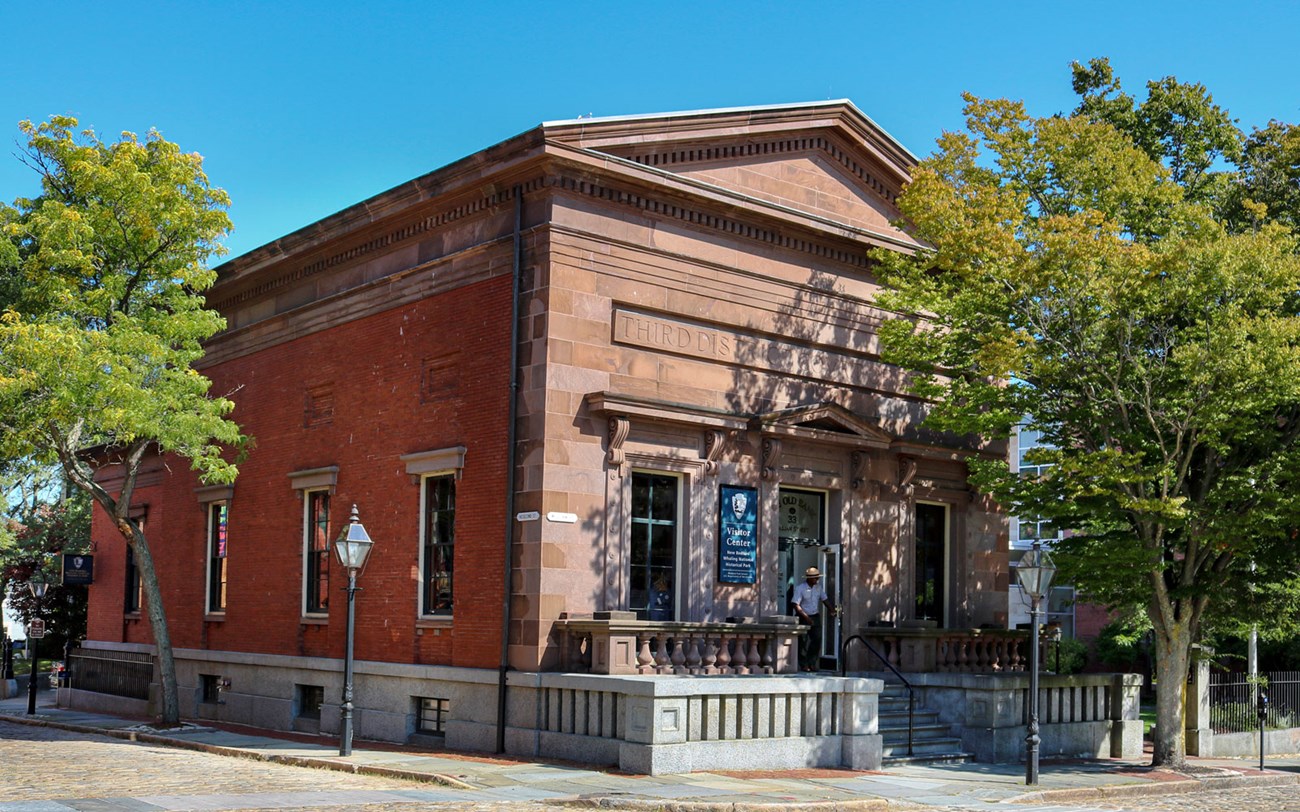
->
[750,402,892,449]
[542,101,919,245]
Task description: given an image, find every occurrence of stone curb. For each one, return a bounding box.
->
[1010,770,1300,804]
[0,712,476,791]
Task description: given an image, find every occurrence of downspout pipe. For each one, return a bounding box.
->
[496,185,524,753]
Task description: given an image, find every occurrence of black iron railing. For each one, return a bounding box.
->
[67,647,153,700]
[1208,670,1299,733]
[842,634,913,756]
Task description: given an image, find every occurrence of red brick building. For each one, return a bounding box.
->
[79,102,1013,766]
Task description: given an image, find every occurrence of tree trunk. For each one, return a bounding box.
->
[1150,618,1192,768]
[126,524,181,726]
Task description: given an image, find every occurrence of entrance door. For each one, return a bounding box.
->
[778,488,839,669]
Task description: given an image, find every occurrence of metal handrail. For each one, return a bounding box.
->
[841,634,914,756]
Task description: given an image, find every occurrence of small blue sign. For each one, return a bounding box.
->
[718,484,759,583]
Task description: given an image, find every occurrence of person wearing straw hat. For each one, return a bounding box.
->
[791,566,838,672]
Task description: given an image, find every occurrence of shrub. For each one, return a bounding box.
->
[1049,637,1089,675]
[1096,619,1149,671]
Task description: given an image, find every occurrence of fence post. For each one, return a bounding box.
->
[1185,645,1213,756]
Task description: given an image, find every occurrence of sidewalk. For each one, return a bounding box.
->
[2,690,1297,810]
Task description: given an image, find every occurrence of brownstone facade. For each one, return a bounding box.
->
[83,101,1009,746]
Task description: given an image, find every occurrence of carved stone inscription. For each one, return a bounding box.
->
[613,308,737,362]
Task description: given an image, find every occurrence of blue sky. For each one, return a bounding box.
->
[2,1,1297,261]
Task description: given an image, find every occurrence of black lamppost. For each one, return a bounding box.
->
[26,573,48,715]
[333,505,373,757]
[1015,541,1056,786]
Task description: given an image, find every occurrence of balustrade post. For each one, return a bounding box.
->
[732,637,750,675]
[671,636,688,674]
[716,635,732,673]
[655,634,671,673]
[637,633,655,673]
[703,637,719,674]
[686,635,703,674]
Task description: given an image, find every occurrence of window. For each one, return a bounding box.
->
[1015,426,1062,544]
[421,475,455,616]
[206,502,229,613]
[124,546,141,613]
[915,502,948,624]
[629,472,680,620]
[303,490,331,614]
[1046,585,1076,638]
[416,696,449,734]
[200,674,221,704]
[296,684,324,719]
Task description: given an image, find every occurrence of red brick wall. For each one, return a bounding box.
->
[86,275,513,668]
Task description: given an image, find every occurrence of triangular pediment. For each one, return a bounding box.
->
[750,402,893,448]
[542,101,920,247]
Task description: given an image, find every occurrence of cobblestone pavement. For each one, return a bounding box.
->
[0,720,551,811]
[915,784,1300,812]
[1086,784,1300,811]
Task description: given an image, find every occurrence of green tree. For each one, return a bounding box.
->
[2,492,91,654]
[1227,120,1300,233]
[0,117,244,726]
[874,74,1300,767]
[1072,57,1242,209]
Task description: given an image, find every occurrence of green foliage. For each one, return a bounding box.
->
[0,116,244,723]
[1228,120,1300,234]
[1096,617,1152,672]
[874,61,1300,764]
[1050,637,1089,675]
[0,116,244,487]
[1072,57,1241,207]
[1,493,90,651]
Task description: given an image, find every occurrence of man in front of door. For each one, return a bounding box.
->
[791,566,837,672]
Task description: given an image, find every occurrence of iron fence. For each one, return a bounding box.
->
[1208,670,1300,733]
[67,647,153,700]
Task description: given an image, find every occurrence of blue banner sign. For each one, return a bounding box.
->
[718,484,759,583]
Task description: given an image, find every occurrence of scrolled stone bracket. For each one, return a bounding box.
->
[608,416,630,477]
[703,429,725,475]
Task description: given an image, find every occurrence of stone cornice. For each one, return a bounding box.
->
[211,103,921,312]
[213,127,548,283]
[198,124,927,366]
[210,140,916,322]
[208,175,547,314]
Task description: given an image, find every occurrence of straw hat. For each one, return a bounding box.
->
[804,567,822,579]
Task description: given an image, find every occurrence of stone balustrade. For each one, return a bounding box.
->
[506,671,884,774]
[855,627,1036,673]
[555,612,802,676]
[904,671,1144,761]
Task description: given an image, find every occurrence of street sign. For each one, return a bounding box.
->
[28,619,45,639]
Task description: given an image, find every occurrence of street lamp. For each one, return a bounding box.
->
[27,573,48,715]
[333,504,373,757]
[1015,541,1056,786]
